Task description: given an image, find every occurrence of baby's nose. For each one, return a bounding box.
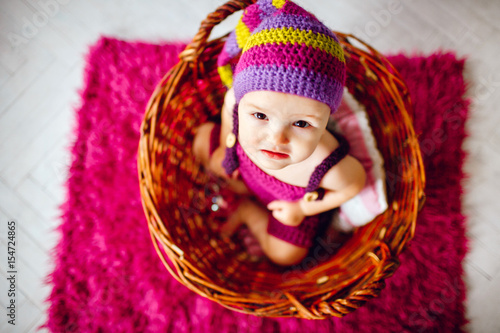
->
[269,126,289,145]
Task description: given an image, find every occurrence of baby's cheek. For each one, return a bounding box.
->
[238,132,254,150]
[294,138,316,159]
[241,127,259,146]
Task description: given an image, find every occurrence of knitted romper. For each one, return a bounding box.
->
[211,124,350,248]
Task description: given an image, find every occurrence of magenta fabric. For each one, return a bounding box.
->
[234,43,346,82]
[241,2,263,31]
[45,37,469,332]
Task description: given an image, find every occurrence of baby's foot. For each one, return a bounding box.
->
[240,227,264,257]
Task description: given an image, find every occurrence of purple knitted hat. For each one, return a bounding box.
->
[219,0,346,175]
[218,0,346,113]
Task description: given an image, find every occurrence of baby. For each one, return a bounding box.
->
[193,0,366,266]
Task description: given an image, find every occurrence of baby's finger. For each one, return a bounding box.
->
[267,200,283,210]
[271,210,285,223]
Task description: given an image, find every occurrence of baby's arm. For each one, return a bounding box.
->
[268,155,366,226]
[301,155,366,216]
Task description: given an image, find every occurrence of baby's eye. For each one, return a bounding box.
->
[253,112,268,120]
[293,120,310,128]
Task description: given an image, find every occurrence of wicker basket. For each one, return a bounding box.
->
[138,0,425,319]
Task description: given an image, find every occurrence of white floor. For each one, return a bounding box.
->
[0,0,499,332]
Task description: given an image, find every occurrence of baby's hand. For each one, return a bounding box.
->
[267,200,305,227]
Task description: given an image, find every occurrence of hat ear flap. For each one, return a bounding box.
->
[222,104,240,175]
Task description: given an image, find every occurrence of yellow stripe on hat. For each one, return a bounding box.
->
[243,27,345,63]
[235,16,251,50]
[272,0,287,9]
[218,64,234,88]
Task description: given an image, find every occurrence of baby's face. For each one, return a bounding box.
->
[238,91,330,171]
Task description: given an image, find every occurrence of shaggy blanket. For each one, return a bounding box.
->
[45,37,469,332]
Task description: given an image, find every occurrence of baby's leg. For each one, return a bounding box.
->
[223,199,308,266]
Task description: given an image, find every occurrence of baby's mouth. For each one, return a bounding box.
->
[261,149,289,160]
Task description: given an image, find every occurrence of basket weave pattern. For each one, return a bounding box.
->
[138,0,425,319]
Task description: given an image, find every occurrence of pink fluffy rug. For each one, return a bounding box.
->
[45,37,469,332]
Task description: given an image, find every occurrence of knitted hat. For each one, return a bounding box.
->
[217,0,346,113]
[219,0,346,175]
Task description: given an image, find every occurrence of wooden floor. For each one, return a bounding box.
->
[0,0,499,332]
